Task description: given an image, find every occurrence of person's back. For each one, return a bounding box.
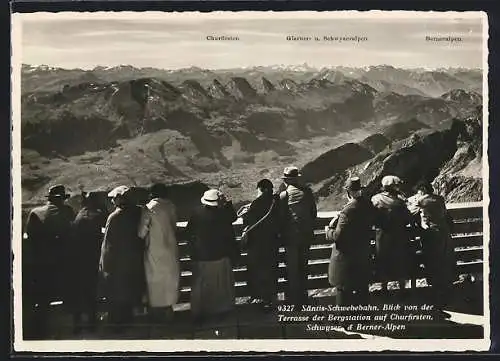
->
[103,205,144,274]
[70,203,106,333]
[278,166,317,306]
[187,189,237,321]
[138,191,180,317]
[144,198,178,262]
[188,205,236,262]
[280,183,317,234]
[370,176,412,294]
[26,201,75,293]
[73,206,106,262]
[27,203,74,252]
[333,197,375,257]
[327,178,376,305]
[23,185,75,338]
[371,192,410,231]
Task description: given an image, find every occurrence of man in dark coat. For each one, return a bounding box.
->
[279,166,317,306]
[327,177,378,306]
[407,181,456,319]
[371,175,413,297]
[99,186,146,332]
[69,191,107,333]
[23,185,75,339]
[242,179,281,309]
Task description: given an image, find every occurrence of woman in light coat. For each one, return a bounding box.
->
[138,183,180,323]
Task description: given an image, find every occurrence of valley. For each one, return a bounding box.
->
[20,64,483,220]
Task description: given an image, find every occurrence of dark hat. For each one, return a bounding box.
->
[257,178,273,192]
[344,177,363,192]
[84,191,100,201]
[150,183,169,198]
[47,184,70,199]
[282,166,301,179]
[82,191,101,207]
[414,180,434,194]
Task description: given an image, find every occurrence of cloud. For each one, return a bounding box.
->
[18,14,484,70]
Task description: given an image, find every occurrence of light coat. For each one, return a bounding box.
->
[138,198,180,308]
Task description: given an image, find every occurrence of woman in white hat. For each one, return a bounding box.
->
[99,185,146,333]
[371,175,413,298]
[186,189,239,323]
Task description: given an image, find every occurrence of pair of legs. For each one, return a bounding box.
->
[336,286,369,306]
[381,279,408,293]
[148,306,174,324]
[23,300,51,340]
[421,228,455,317]
[72,304,98,334]
[284,231,310,307]
[107,301,135,333]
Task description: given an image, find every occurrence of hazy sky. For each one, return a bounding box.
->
[16,12,485,70]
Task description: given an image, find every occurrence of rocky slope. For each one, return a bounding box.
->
[20,65,483,217]
[313,107,483,211]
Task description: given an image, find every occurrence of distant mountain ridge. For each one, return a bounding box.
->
[21,64,482,97]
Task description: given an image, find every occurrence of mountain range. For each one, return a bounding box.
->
[20,64,483,220]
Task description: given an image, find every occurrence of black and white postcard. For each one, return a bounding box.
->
[11,10,490,352]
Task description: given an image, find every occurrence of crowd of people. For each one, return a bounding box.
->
[22,166,457,338]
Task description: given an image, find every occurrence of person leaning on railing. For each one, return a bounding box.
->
[99,186,146,334]
[185,189,239,324]
[23,185,75,339]
[371,175,413,299]
[67,191,107,335]
[138,183,180,325]
[407,181,457,320]
[279,166,317,308]
[240,179,281,310]
[326,177,378,307]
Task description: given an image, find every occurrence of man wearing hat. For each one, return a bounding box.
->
[24,184,75,339]
[326,177,378,306]
[371,175,413,298]
[279,166,317,306]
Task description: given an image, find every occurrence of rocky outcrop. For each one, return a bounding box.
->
[301,143,374,185]
[208,79,231,99]
[262,77,276,93]
[359,134,391,154]
[316,120,468,210]
[226,77,257,99]
[433,108,483,202]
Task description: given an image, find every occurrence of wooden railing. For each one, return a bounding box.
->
[22,202,484,307]
[173,202,484,304]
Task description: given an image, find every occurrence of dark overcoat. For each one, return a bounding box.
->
[371,192,413,281]
[242,193,281,302]
[100,205,145,306]
[186,202,239,263]
[68,206,107,310]
[328,197,377,290]
[24,202,75,304]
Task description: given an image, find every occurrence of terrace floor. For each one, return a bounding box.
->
[30,279,484,341]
